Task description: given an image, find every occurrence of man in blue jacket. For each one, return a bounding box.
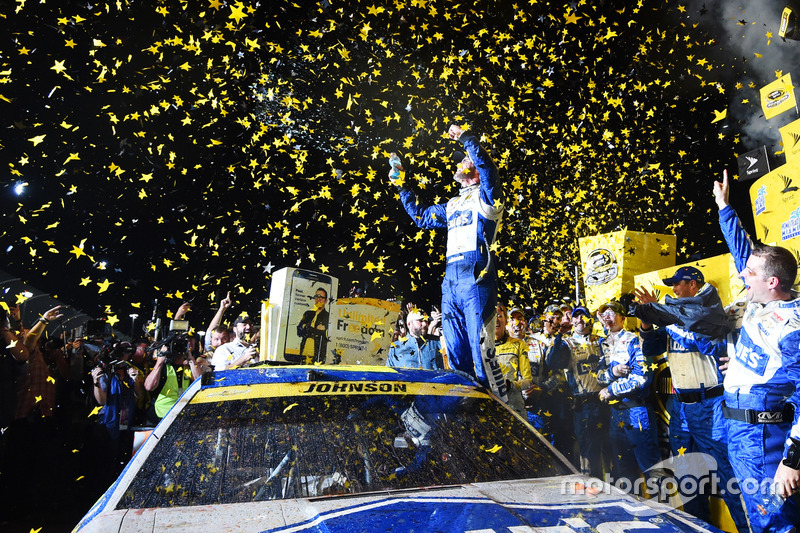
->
[390,124,507,402]
[633,267,747,531]
[386,309,443,370]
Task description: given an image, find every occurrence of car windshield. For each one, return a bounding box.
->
[117,381,571,509]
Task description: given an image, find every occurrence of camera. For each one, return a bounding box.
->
[152,319,191,362]
[92,340,135,372]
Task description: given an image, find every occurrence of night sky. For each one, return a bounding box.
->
[2,0,799,333]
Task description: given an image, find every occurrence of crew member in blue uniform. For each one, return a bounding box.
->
[390,124,507,402]
[596,300,662,487]
[713,169,800,532]
[633,267,747,531]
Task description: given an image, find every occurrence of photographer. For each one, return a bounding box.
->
[144,337,203,426]
[6,306,68,520]
[91,344,143,474]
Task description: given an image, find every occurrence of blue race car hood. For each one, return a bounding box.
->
[78,476,722,533]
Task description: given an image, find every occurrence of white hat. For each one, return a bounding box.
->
[406,310,424,322]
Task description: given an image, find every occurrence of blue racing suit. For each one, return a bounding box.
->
[719,205,800,533]
[597,329,662,484]
[638,284,748,531]
[397,133,507,402]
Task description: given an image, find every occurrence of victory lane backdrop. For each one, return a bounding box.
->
[0,0,790,328]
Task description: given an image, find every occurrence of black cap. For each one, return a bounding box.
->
[233,315,253,326]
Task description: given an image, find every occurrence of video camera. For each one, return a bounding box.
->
[150,319,191,363]
[91,340,135,373]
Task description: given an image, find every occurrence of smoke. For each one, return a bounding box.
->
[682,0,800,154]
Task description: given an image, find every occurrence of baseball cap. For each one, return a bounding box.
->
[571,306,592,318]
[597,301,626,317]
[233,315,253,326]
[543,304,563,316]
[406,310,424,323]
[662,266,704,286]
[509,307,526,319]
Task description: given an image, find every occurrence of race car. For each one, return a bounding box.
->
[74,365,722,532]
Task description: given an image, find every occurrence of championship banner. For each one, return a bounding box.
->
[736,145,770,181]
[780,118,800,163]
[749,159,800,244]
[328,298,401,365]
[578,230,676,312]
[760,73,796,120]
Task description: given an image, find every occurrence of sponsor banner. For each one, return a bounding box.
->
[262,267,339,363]
[578,231,676,312]
[329,298,400,365]
[780,117,800,163]
[760,73,797,120]
[748,160,800,243]
[736,145,770,181]
[192,380,483,403]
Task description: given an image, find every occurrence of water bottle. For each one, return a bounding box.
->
[757,482,786,515]
[389,153,403,180]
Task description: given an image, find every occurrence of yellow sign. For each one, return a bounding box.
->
[760,73,797,120]
[193,379,484,403]
[578,230,676,312]
[749,160,800,244]
[781,118,800,163]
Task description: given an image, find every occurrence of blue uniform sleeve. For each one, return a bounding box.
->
[639,327,667,358]
[609,336,650,398]
[460,133,502,211]
[386,343,398,367]
[398,188,448,230]
[693,334,728,361]
[719,204,754,274]
[780,329,800,447]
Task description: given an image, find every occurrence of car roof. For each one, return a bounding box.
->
[201,365,481,389]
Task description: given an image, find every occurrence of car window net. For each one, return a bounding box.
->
[117,391,571,508]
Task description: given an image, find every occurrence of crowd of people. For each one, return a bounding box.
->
[1,123,799,533]
[0,291,269,529]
